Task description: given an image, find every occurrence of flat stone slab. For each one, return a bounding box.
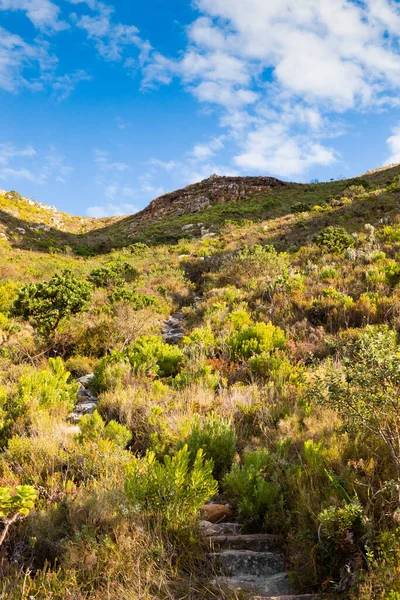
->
[208,533,281,552]
[77,374,94,385]
[210,549,285,577]
[214,572,295,596]
[199,521,242,536]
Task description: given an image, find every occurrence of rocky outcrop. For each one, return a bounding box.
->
[130,175,286,224]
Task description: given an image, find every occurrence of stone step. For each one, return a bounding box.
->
[214,572,295,596]
[208,533,281,552]
[200,521,242,536]
[210,549,285,577]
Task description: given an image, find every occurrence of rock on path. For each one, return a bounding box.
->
[69,374,98,424]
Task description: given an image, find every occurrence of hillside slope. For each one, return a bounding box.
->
[2,164,400,253]
[1,164,400,598]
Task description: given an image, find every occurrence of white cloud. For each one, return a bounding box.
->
[234,123,337,177]
[0,143,73,185]
[190,136,225,161]
[51,69,92,100]
[141,0,400,178]
[149,159,178,172]
[86,202,138,218]
[0,0,67,32]
[71,1,152,65]
[94,149,130,172]
[385,123,400,165]
[0,26,57,93]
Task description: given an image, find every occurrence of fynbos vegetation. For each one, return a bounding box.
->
[1,167,400,598]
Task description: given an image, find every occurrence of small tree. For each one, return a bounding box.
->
[0,485,37,546]
[312,327,400,482]
[13,270,92,334]
[315,226,355,254]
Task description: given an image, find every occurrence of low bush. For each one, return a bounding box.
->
[226,322,287,361]
[315,226,355,254]
[124,445,218,530]
[179,413,237,480]
[223,450,285,531]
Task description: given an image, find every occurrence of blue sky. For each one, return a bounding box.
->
[2,1,400,217]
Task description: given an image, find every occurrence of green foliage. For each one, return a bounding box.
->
[0,485,37,518]
[88,261,137,288]
[0,358,78,443]
[313,327,400,475]
[227,321,287,361]
[179,413,236,480]
[109,288,159,310]
[128,242,149,255]
[13,270,92,333]
[315,226,355,254]
[79,410,132,448]
[123,335,184,378]
[124,445,218,529]
[223,450,284,531]
[291,202,310,213]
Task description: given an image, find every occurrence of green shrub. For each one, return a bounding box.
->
[13,270,92,334]
[124,445,218,530]
[172,363,220,391]
[223,450,284,531]
[65,355,96,378]
[291,202,310,213]
[227,322,287,361]
[312,327,400,475]
[315,227,355,254]
[124,336,183,378]
[179,413,236,480]
[109,289,159,310]
[0,358,78,443]
[128,242,149,255]
[79,410,132,448]
[88,261,137,288]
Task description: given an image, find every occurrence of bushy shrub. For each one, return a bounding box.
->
[315,227,355,254]
[128,242,148,255]
[65,355,97,377]
[291,202,310,213]
[173,363,220,391]
[79,410,132,448]
[179,413,236,480]
[0,358,78,443]
[93,336,183,391]
[223,450,284,531]
[183,326,216,356]
[312,327,400,475]
[227,322,287,361]
[88,261,137,288]
[124,335,184,378]
[13,270,92,334]
[109,289,159,310]
[92,355,132,392]
[124,445,217,529]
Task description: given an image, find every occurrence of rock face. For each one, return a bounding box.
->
[131,175,286,224]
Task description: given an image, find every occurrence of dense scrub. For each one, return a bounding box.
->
[1,168,400,598]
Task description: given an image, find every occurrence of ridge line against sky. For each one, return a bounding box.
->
[2,0,400,216]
